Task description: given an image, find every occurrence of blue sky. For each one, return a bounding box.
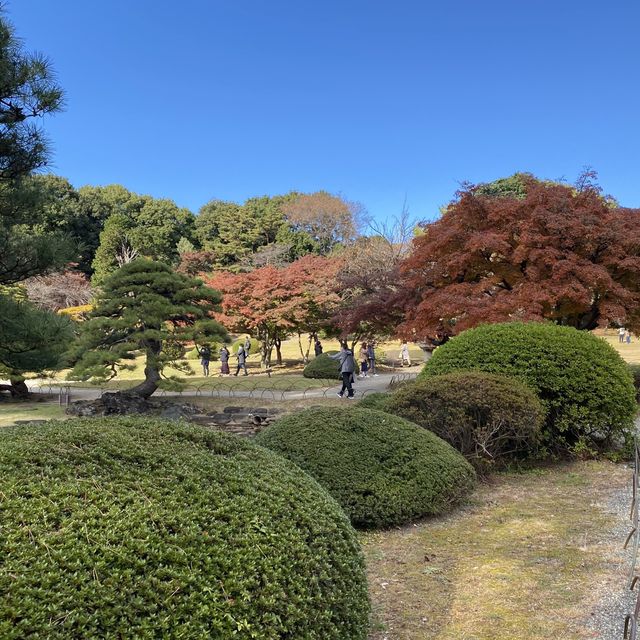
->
[10,0,640,223]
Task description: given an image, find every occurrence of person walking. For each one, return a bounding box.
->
[619,327,626,343]
[244,336,251,355]
[626,329,632,344]
[199,345,211,377]
[234,344,248,376]
[314,337,323,357]
[330,342,356,398]
[367,341,378,376]
[358,342,369,378]
[219,345,230,376]
[399,341,411,367]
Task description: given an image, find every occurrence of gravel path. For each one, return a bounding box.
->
[584,462,637,639]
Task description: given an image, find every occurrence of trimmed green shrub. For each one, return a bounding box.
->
[0,418,370,639]
[303,351,359,379]
[256,407,476,529]
[232,336,260,355]
[422,322,636,452]
[385,372,544,470]
[629,364,640,403]
[358,392,392,410]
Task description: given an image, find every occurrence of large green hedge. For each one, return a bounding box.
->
[385,372,544,470]
[422,322,636,452]
[0,418,370,639]
[256,407,476,529]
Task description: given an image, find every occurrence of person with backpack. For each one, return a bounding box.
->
[199,345,211,377]
[234,344,248,376]
[330,341,356,398]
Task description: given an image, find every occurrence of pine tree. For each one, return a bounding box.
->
[69,259,228,398]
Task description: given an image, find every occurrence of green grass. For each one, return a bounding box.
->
[363,460,627,639]
[0,401,67,428]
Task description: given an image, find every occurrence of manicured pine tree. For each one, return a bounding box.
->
[69,259,228,398]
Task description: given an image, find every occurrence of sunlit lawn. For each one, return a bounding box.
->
[0,400,67,428]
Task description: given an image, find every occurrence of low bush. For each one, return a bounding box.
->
[422,322,636,453]
[358,392,392,410]
[385,372,545,470]
[629,364,640,403]
[232,337,260,355]
[256,407,476,529]
[0,418,370,639]
[303,351,359,379]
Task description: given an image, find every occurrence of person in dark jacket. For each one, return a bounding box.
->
[219,345,230,375]
[330,342,356,398]
[199,345,211,376]
[314,337,323,357]
[234,345,248,376]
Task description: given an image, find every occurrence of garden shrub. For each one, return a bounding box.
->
[358,392,392,410]
[256,407,476,529]
[421,322,636,453]
[0,418,370,639]
[628,364,640,403]
[385,372,545,470]
[232,336,260,355]
[303,351,359,379]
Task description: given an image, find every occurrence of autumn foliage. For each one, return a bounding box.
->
[207,255,342,365]
[395,175,640,341]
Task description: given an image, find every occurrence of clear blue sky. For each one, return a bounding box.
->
[10,0,640,222]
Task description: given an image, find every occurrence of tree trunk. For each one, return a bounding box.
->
[304,333,314,363]
[274,335,282,366]
[127,341,161,399]
[297,332,306,362]
[0,379,29,398]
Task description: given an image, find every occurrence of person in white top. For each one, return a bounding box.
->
[619,327,626,343]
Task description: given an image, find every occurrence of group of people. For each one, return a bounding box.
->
[618,327,633,344]
[198,335,414,383]
[199,336,251,377]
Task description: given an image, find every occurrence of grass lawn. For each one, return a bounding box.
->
[37,335,425,389]
[363,460,627,639]
[0,400,67,428]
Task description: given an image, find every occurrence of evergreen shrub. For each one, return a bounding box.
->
[256,407,476,529]
[303,351,351,379]
[232,337,260,355]
[422,322,636,452]
[385,372,544,470]
[358,392,392,410]
[0,418,370,639]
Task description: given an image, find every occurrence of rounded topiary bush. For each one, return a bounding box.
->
[304,351,341,379]
[422,322,636,452]
[385,372,545,470]
[232,336,260,355]
[0,418,370,639]
[256,407,476,529]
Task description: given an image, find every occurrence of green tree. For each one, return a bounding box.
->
[0,295,73,396]
[69,259,228,398]
[0,7,73,397]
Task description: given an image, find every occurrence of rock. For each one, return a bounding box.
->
[159,405,192,421]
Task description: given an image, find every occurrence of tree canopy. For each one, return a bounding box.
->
[69,259,228,398]
[394,174,640,341]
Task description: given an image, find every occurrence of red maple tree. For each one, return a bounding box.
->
[207,255,342,366]
[395,175,640,342]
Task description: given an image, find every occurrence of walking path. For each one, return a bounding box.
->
[26,371,417,403]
